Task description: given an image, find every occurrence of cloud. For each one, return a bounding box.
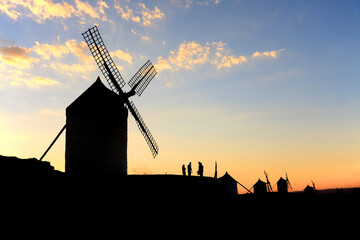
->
[32,41,70,60]
[10,76,60,89]
[139,3,165,26]
[64,39,92,64]
[168,41,210,70]
[216,55,247,69]
[114,3,141,23]
[156,40,246,72]
[155,41,285,72]
[252,49,285,59]
[0,0,108,23]
[114,1,165,26]
[111,49,133,64]
[171,0,221,9]
[0,1,21,20]
[154,56,172,72]
[0,46,39,69]
[131,29,150,41]
[31,39,91,63]
[49,61,96,77]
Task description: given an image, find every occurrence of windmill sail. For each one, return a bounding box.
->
[127,101,159,158]
[82,25,125,94]
[128,60,157,96]
[82,25,159,158]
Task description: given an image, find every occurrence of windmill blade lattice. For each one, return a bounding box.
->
[82,25,125,94]
[127,101,159,158]
[128,60,157,96]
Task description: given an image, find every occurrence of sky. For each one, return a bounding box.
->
[0,0,360,192]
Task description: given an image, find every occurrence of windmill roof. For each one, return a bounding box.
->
[218,172,237,183]
[66,77,126,116]
[277,177,287,183]
[254,179,266,187]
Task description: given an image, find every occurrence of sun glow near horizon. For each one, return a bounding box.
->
[0,0,360,192]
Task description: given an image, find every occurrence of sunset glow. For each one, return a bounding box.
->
[0,0,359,192]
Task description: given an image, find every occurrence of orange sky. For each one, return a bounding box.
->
[1,1,360,192]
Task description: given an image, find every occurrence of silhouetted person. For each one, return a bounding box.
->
[197,162,204,177]
[182,164,186,176]
[187,162,192,176]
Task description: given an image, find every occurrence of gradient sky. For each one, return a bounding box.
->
[0,0,359,192]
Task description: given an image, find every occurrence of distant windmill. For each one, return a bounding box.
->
[39,26,159,174]
[264,171,272,192]
[275,171,292,193]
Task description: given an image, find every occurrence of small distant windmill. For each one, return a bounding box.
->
[275,171,292,193]
[39,26,159,170]
[264,171,272,192]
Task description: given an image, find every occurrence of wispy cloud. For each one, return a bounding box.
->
[168,41,210,70]
[114,1,165,26]
[252,49,285,59]
[155,41,247,72]
[156,40,285,72]
[0,0,109,23]
[131,29,150,41]
[32,41,70,60]
[0,46,39,69]
[9,75,60,89]
[171,0,222,9]
[216,55,247,69]
[111,49,133,64]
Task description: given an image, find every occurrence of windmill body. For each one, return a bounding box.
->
[65,78,128,176]
[253,179,267,194]
[63,25,159,176]
[276,177,288,193]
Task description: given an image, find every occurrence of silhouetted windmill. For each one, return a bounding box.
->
[82,25,159,158]
[275,172,292,193]
[39,26,159,175]
[264,171,272,192]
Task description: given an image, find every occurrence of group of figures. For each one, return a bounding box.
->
[182,162,204,177]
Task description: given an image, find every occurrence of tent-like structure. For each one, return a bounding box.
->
[218,172,238,195]
[253,179,267,194]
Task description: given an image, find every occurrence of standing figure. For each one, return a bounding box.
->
[182,164,186,176]
[187,162,192,176]
[197,162,204,177]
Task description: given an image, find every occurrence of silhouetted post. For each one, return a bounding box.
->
[187,162,192,176]
[182,164,186,176]
[197,162,204,177]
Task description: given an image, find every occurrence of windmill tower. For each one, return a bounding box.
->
[276,172,292,193]
[65,25,159,176]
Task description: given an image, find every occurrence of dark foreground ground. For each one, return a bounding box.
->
[1,155,359,234]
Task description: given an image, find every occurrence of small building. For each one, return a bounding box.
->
[65,77,128,176]
[253,179,267,194]
[277,177,288,193]
[218,172,238,195]
[304,185,315,195]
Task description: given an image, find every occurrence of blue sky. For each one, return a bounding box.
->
[0,0,360,191]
